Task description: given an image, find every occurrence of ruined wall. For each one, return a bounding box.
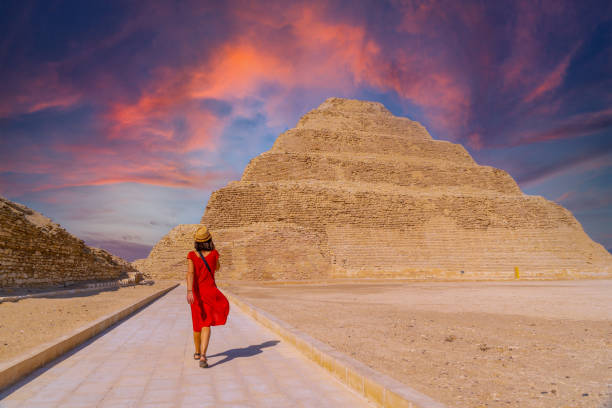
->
[0,197,135,288]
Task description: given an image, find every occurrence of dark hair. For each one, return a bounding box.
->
[195,239,215,252]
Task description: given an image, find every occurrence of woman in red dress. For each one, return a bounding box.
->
[186,226,229,368]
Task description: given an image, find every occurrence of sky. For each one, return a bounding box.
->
[1,0,611,261]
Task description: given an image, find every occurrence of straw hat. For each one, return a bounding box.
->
[194,226,212,242]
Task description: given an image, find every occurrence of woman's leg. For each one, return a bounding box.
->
[200,326,211,358]
[193,331,201,353]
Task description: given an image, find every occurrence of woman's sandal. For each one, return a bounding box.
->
[199,357,208,368]
[193,352,201,360]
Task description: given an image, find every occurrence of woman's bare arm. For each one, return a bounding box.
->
[186,258,195,304]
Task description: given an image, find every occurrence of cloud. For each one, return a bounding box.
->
[83,237,152,262]
[522,46,577,104]
[1,0,608,194]
[0,167,237,197]
[512,109,612,146]
[467,133,484,150]
[4,0,602,195]
[101,1,474,148]
[555,191,575,202]
[516,148,611,187]
[0,65,83,118]
[500,0,580,91]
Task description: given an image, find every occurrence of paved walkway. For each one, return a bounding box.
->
[0,286,372,408]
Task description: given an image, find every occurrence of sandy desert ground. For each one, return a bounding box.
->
[0,281,176,363]
[227,279,612,408]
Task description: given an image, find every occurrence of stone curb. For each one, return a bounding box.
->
[224,290,448,408]
[0,280,152,304]
[0,283,179,392]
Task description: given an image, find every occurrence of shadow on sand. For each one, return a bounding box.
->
[206,340,280,367]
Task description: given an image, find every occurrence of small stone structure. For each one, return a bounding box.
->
[132,224,200,280]
[0,196,136,288]
[137,97,612,280]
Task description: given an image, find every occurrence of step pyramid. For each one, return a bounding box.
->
[199,97,611,280]
[156,97,612,280]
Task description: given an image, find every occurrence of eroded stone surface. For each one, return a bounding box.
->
[0,196,135,288]
[138,97,612,280]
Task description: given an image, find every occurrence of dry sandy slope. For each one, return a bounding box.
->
[0,281,177,363]
[227,280,612,408]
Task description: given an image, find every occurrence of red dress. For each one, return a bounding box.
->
[187,249,229,331]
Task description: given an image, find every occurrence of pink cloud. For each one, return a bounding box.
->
[104,4,371,151]
[499,0,585,124]
[555,191,575,202]
[523,45,578,104]
[0,65,82,118]
[1,1,473,202]
[501,3,540,89]
[500,0,571,87]
[3,0,603,199]
[21,168,238,195]
[104,1,471,143]
[467,133,484,150]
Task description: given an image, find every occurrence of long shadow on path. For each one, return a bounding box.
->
[207,340,279,368]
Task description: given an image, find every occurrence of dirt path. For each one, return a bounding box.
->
[227,280,612,408]
[0,281,177,363]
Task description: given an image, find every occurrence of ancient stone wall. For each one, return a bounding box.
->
[0,197,135,288]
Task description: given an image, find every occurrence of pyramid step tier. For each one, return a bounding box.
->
[271,129,471,163]
[296,105,432,140]
[322,223,610,277]
[208,223,610,279]
[242,152,521,195]
[202,182,578,231]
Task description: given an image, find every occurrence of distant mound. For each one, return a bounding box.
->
[139,97,611,280]
[0,196,136,288]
